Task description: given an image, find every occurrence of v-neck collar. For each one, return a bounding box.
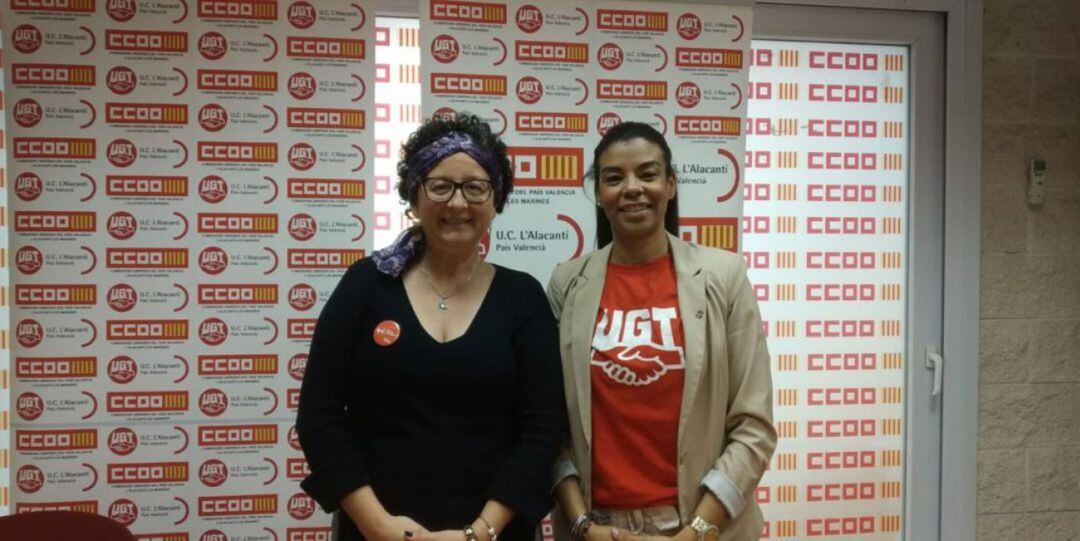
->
[401,264,500,345]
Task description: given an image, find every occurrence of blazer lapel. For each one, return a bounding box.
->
[568,245,611,449]
[671,236,706,449]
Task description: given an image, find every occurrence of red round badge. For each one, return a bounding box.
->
[373,320,401,346]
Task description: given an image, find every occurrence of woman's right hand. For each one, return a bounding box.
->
[587,525,620,541]
[371,514,428,541]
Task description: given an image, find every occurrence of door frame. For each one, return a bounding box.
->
[752,6,946,539]
[755,2,981,539]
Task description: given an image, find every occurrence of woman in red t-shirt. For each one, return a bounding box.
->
[547,122,776,541]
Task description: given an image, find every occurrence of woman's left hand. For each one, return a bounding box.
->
[410,530,467,541]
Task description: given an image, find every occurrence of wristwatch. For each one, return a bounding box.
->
[689,516,720,541]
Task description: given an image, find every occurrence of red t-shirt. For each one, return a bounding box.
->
[590,255,685,509]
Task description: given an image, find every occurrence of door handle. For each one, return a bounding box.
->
[925,346,943,397]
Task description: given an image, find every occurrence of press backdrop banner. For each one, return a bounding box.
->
[3,1,374,539]
[421,0,752,283]
[0,30,10,517]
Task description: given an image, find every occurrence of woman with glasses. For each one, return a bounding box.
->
[547,122,775,541]
[297,113,566,541]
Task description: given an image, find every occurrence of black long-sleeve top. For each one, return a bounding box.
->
[297,258,566,541]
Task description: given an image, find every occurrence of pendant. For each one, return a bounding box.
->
[437,299,448,311]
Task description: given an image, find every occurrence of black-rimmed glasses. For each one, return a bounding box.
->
[422,178,494,204]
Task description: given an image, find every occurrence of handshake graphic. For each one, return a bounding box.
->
[591,343,686,387]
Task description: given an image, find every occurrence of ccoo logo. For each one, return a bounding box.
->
[108,427,138,456]
[676,81,701,108]
[516,5,543,33]
[107,211,138,240]
[15,171,44,202]
[200,318,229,346]
[199,175,229,203]
[289,72,317,100]
[289,214,317,241]
[516,76,543,105]
[17,319,45,348]
[199,459,228,487]
[431,34,459,64]
[107,355,138,384]
[107,283,138,312]
[106,0,137,22]
[597,43,623,71]
[107,66,137,95]
[16,246,44,275]
[288,1,317,28]
[14,98,43,128]
[107,138,138,168]
[199,388,229,417]
[16,392,45,421]
[199,32,228,60]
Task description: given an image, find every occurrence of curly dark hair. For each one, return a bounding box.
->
[396,112,514,212]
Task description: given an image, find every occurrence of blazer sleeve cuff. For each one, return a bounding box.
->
[700,469,745,519]
[551,457,580,492]
[301,461,370,513]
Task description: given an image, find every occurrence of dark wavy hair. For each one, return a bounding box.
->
[589,122,679,248]
[396,112,514,212]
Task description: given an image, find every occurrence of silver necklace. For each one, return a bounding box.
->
[418,259,481,311]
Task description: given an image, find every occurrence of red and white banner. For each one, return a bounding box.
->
[421,0,752,283]
[3,1,374,538]
[0,37,9,516]
[745,40,908,540]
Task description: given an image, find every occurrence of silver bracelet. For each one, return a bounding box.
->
[570,512,593,541]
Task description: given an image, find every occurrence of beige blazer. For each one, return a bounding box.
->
[546,235,776,540]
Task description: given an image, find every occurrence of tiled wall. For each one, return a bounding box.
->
[978,0,1080,538]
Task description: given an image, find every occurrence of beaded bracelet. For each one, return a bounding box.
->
[463,525,479,541]
[477,516,498,541]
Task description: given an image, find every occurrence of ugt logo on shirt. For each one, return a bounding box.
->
[591,307,685,386]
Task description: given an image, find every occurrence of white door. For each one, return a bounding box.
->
[745,4,944,540]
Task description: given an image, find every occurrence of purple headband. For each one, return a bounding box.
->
[372,132,501,278]
[403,131,503,195]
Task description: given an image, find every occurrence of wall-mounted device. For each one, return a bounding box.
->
[1027,158,1046,206]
